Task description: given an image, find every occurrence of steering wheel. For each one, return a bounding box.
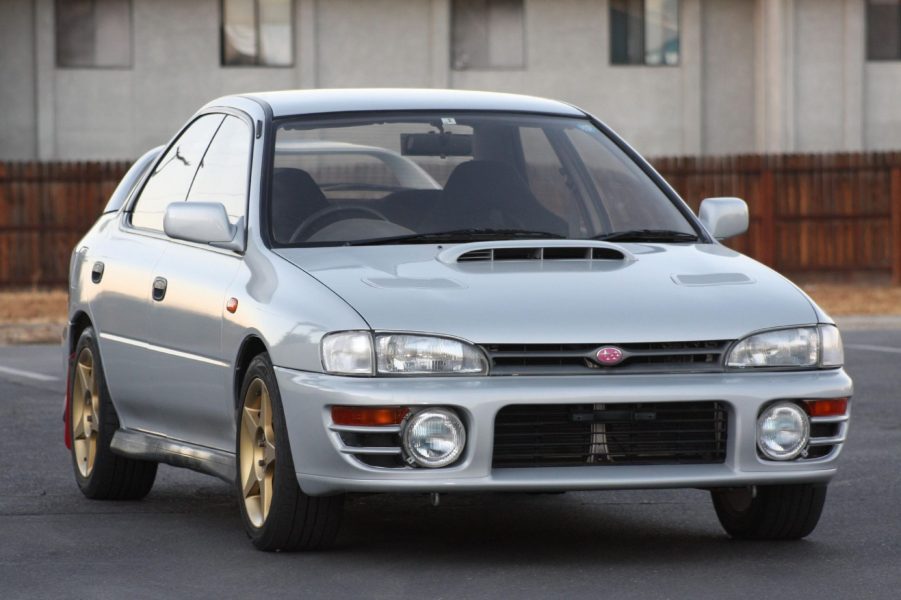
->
[289,204,390,243]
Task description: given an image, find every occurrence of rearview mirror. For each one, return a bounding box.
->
[698,197,748,240]
[163,202,244,251]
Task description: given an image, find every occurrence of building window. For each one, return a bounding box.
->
[222,0,293,67]
[56,0,132,68]
[867,1,901,60]
[610,0,679,66]
[451,0,525,70]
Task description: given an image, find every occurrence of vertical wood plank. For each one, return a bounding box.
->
[892,166,901,285]
[759,164,776,268]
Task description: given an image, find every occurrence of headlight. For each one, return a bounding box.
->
[321,332,373,375]
[726,325,843,369]
[321,332,488,376]
[819,324,844,367]
[376,334,488,375]
[757,402,810,460]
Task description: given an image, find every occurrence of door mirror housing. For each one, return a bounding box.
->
[699,197,749,240]
[163,202,245,251]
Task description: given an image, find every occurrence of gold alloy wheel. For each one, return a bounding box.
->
[72,347,100,478]
[240,378,276,528]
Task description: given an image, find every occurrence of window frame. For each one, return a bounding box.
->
[123,107,256,255]
[55,0,134,69]
[220,0,296,68]
[450,0,527,72]
[609,0,681,67]
[865,0,901,61]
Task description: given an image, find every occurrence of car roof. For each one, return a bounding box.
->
[205,88,586,119]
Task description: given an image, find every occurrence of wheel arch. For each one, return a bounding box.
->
[234,335,270,410]
[68,311,93,354]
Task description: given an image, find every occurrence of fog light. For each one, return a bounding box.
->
[401,408,466,468]
[757,402,810,460]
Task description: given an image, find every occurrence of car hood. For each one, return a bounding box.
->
[273,242,819,344]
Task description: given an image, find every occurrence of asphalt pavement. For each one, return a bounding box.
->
[1,329,900,599]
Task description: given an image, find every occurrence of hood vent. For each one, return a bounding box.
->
[445,241,632,264]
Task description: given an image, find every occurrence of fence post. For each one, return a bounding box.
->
[758,164,776,268]
[892,166,901,286]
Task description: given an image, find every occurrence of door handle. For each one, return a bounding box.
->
[152,277,168,302]
[91,261,105,284]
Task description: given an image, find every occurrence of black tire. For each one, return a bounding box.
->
[69,326,157,500]
[711,484,827,540]
[236,353,344,551]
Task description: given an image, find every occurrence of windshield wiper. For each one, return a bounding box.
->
[345,228,566,246]
[592,229,700,243]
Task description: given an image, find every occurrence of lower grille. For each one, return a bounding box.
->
[329,425,407,469]
[493,402,728,468]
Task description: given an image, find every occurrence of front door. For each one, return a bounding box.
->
[139,114,254,450]
[98,113,225,432]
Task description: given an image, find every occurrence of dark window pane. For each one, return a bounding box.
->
[188,116,253,222]
[222,0,293,66]
[223,0,258,65]
[867,0,901,60]
[132,115,225,232]
[93,0,131,66]
[57,1,95,67]
[57,0,131,67]
[451,0,524,70]
[610,0,644,65]
[610,0,679,66]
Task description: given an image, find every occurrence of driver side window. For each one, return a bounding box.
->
[130,114,224,232]
[187,115,252,223]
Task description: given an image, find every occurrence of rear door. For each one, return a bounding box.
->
[97,114,224,432]
[140,114,253,450]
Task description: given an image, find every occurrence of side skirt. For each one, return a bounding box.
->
[111,428,235,483]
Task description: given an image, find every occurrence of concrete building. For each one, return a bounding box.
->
[0,0,899,160]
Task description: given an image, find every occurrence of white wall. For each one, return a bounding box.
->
[0,0,899,160]
[0,0,36,160]
[793,0,865,152]
[865,63,901,150]
[701,0,756,154]
[49,0,307,159]
[451,0,699,156]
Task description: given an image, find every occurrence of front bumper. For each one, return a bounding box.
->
[274,367,853,496]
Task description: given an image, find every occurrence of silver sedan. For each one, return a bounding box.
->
[65,89,852,551]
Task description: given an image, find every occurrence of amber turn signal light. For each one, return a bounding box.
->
[804,398,848,417]
[331,406,410,426]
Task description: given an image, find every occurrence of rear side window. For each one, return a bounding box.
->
[187,115,253,222]
[131,114,224,231]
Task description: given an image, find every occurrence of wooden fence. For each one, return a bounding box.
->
[0,162,131,287]
[654,152,901,283]
[0,152,900,288]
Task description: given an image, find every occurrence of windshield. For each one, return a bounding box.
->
[270,112,698,246]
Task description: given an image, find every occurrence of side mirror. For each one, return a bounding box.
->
[163,202,244,251]
[699,197,748,240]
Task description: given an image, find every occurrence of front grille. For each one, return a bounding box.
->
[483,340,731,376]
[493,402,728,468]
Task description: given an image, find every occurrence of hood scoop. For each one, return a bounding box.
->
[438,240,635,264]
